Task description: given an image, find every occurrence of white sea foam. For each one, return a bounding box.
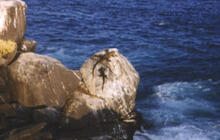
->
[153,81,217,112]
[135,80,220,140]
[134,124,217,140]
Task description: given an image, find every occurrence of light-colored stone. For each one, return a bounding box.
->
[7,52,81,107]
[0,0,26,43]
[63,48,139,123]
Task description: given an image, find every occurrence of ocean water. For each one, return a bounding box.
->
[24,0,220,139]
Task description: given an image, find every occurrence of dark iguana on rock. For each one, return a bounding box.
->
[91,50,116,76]
[98,67,107,90]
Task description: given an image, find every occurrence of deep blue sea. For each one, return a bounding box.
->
[24,0,220,139]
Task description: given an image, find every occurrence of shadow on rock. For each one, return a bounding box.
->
[55,108,142,140]
[0,104,142,140]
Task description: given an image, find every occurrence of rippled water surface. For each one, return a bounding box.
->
[24,0,220,139]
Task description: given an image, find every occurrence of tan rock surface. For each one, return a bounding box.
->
[63,48,139,123]
[0,0,26,44]
[7,52,80,107]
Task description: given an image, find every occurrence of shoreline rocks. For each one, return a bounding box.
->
[0,0,36,67]
[7,52,80,107]
[63,48,139,127]
[0,0,141,139]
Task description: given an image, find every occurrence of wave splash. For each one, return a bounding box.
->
[135,80,220,140]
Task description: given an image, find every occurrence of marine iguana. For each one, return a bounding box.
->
[92,50,116,76]
[98,67,107,91]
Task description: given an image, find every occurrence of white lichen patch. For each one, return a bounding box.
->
[0,9,7,32]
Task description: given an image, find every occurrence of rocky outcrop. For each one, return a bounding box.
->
[0,0,26,44]
[6,52,80,107]
[0,0,141,139]
[63,48,140,124]
[0,0,36,67]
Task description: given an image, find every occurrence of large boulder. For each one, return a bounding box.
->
[0,0,26,44]
[63,48,139,124]
[6,52,80,107]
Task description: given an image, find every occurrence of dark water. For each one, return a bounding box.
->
[24,0,220,139]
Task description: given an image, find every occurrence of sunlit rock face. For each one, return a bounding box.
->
[0,0,140,139]
[6,53,80,107]
[63,48,140,124]
[0,0,26,44]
